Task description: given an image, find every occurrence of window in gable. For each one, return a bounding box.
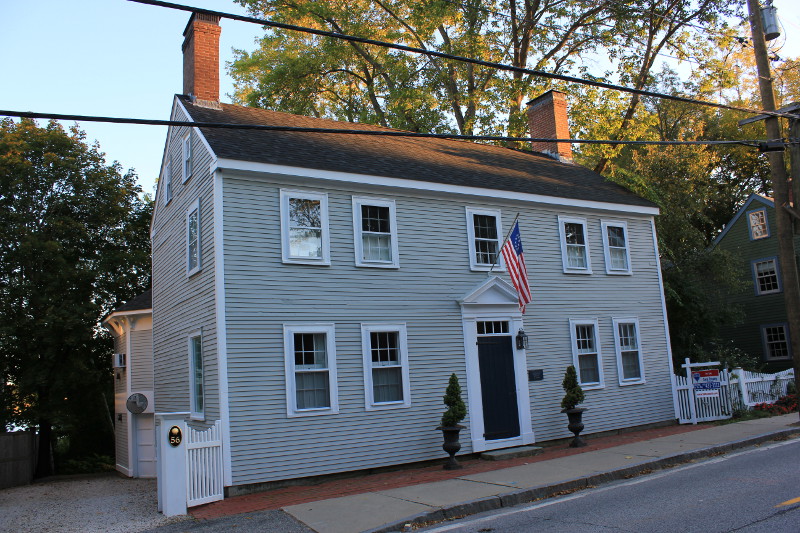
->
[465,208,504,271]
[752,258,781,295]
[569,318,604,389]
[280,190,330,265]
[186,198,201,276]
[163,162,172,205]
[601,221,632,274]
[747,208,769,240]
[558,216,592,274]
[353,197,399,268]
[182,132,193,183]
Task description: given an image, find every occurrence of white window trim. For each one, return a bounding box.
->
[558,216,592,274]
[188,329,204,420]
[361,323,411,410]
[283,323,339,417]
[752,257,781,295]
[280,189,331,265]
[186,198,202,277]
[612,317,645,385]
[352,196,400,268]
[569,318,604,389]
[163,162,172,205]
[182,132,193,183]
[761,323,792,360]
[465,207,505,271]
[601,220,632,275]
[747,208,769,240]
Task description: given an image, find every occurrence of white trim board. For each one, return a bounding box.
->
[212,159,660,216]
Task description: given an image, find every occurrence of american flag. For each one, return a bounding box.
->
[501,221,532,313]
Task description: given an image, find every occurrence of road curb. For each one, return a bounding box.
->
[365,428,800,533]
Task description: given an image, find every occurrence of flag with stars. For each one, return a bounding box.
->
[501,221,531,313]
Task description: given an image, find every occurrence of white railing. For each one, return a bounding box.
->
[186,420,224,507]
[729,367,795,409]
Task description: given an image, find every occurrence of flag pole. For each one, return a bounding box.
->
[488,212,520,274]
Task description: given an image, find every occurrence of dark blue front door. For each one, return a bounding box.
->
[477,335,521,441]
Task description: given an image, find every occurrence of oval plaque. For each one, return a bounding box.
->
[168,425,183,447]
[126,393,148,414]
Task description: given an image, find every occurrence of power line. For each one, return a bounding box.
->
[2,109,795,148]
[128,0,800,121]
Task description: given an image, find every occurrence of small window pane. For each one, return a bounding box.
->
[578,353,599,383]
[575,325,595,353]
[290,228,323,258]
[565,223,585,245]
[362,205,390,233]
[567,245,587,268]
[370,331,399,364]
[294,333,327,369]
[295,371,330,409]
[362,233,391,261]
[373,367,403,403]
[607,226,626,248]
[289,198,321,227]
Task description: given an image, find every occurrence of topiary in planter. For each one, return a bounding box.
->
[561,365,585,410]
[441,373,467,427]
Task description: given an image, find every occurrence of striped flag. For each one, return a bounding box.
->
[501,221,532,313]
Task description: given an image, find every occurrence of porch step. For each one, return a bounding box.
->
[480,445,543,461]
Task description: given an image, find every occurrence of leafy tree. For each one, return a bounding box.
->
[0,119,151,476]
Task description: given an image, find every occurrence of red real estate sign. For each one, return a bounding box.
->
[692,369,721,398]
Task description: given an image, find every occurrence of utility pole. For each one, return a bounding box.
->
[746,0,800,412]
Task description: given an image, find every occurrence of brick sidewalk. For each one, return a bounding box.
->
[191,423,706,520]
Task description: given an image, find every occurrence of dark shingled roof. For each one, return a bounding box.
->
[112,288,152,313]
[179,96,655,209]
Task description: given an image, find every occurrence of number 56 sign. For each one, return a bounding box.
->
[168,425,183,447]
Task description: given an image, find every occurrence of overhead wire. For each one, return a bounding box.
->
[126,0,800,121]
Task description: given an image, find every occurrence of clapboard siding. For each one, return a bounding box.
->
[130,328,153,392]
[114,331,128,470]
[220,171,673,486]
[151,101,219,424]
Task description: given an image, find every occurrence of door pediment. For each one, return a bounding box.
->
[459,276,519,308]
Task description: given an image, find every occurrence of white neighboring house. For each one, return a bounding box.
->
[103,289,155,478]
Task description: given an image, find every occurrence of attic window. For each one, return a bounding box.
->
[182,133,193,183]
[747,208,769,240]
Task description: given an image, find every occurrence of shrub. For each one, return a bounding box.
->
[752,393,799,415]
[441,373,467,427]
[561,365,585,410]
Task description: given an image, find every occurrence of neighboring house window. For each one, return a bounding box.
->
[747,208,769,240]
[189,330,204,419]
[280,190,330,265]
[569,319,603,388]
[465,208,504,271]
[558,216,592,274]
[182,132,193,182]
[163,162,172,204]
[601,221,632,274]
[186,199,201,276]
[361,324,411,409]
[762,324,791,360]
[752,258,781,295]
[612,318,645,384]
[283,324,339,416]
[353,197,399,268]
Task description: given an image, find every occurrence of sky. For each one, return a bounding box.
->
[2,0,800,198]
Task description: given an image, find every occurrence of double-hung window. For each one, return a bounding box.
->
[569,319,604,388]
[747,208,769,240]
[762,324,791,360]
[186,198,201,276]
[188,330,204,419]
[558,216,591,274]
[353,197,399,268]
[466,208,504,271]
[182,132,193,183]
[612,318,645,385]
[284,324,338,416]
[280,190,330,265]
[362,324,411,409]
[601,221,632,274]
[752,258,781,295]
[163,162,172,205]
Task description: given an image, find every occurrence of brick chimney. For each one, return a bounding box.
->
[182,13,222,109]
[526,90,572,162]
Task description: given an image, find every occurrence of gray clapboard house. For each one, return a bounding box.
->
[151,13,676,494]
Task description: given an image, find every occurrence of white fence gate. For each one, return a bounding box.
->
[672,364,795,424]
[186,420,224,507]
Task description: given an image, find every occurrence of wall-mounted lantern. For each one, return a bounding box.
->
[516,329,529,350]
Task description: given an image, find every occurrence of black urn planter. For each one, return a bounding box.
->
[437,425,464,470]
[562,407,588,448]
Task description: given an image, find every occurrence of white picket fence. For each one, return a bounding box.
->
[673,366,795,424]
[186,420,224,507]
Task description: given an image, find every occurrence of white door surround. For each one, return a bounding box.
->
[459,277,534,452]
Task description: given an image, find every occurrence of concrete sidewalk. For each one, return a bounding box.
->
[187,415,800,533]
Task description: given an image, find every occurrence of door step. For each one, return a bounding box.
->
[480,445,543,461]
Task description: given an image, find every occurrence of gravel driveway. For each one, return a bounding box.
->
[0,473,190,533]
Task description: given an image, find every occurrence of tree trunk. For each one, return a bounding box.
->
[35,420,53,478]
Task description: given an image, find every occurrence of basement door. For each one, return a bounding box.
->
[134,414,156,478]
[477,321,521,441]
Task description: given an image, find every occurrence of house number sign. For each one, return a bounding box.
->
[168,426,183,447]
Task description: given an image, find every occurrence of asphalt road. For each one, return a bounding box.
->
[423,438,800,533]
